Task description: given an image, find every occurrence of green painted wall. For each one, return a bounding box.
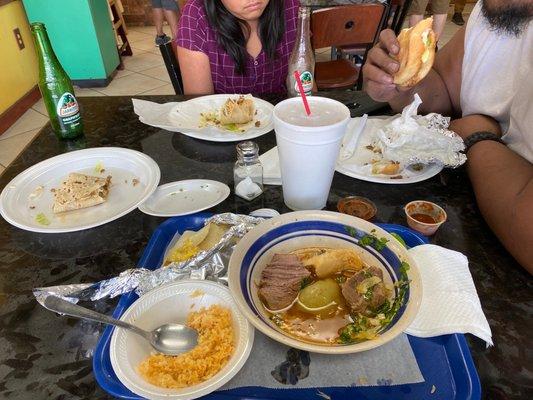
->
[22,0,119,80]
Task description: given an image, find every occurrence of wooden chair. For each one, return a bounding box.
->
[159,39,184,95]
[311,4,386,91]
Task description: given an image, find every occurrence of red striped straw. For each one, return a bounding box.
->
[293,71,311,116]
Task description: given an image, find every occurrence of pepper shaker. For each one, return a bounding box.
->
[234,141,263,201]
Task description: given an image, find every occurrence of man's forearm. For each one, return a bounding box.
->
[467,141,533,273]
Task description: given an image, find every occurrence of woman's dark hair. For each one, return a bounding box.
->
[204,0,286,75]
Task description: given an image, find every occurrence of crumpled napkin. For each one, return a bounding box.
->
[373,94,466,167]
[339,114,368,161]
[406,244,493,346]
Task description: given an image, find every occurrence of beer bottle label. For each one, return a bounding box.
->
[56,92,81,129]
[294,70,314,96]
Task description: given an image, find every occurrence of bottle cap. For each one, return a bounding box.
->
[30,22,46,31]
[236,141,259,162]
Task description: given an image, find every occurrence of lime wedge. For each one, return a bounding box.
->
[391,233,407,248]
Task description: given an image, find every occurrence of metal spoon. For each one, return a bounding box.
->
[44,296,198,355]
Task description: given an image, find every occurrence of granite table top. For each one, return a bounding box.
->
[0,94,530,400]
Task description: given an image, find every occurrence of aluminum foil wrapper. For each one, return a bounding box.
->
[373,94,466,168]
[33,213,264,308]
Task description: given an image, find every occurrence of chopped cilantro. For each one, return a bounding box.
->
[358,233,389,251]
[363,285,375,301]
[345,226,358,238]
[359,235,374,247]
[345,227,389,250]
[400,261,410,275]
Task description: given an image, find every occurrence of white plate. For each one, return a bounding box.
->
[168,94,274,142]
[138,180,230,217]
[335,162,442,184]
[110,280,254,400]
[0,147,160,233]
[336,117,443,184]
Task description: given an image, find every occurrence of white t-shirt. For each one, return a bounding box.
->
[461,2,533,163]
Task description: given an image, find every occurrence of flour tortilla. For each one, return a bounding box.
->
[164,223,230,265]
[219,96,255,125]
[52,173,112,213]
[198,223,230,250]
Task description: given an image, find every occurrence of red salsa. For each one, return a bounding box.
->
[411,213,437,224]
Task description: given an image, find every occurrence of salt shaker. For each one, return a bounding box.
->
[234,141,263,201]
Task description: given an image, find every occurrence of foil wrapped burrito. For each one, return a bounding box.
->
[33,213,264,307]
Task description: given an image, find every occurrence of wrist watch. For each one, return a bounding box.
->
[463,131,504,154]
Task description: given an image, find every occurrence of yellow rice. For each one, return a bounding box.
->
[138,304,234,388]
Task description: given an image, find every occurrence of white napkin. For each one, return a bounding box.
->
[406,244,493,346]
[339,114,368,161]
[132,98,183,131]
[259,146,282,185]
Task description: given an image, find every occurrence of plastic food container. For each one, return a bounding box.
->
[404,200,447,235]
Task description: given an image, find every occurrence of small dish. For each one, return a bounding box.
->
[110,280,254,400]
[404,200,447,236]
[337,196,377,220]
[138,180,230,217]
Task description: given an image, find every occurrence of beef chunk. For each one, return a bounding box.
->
[259,254,311,311]
[341,266,389,314]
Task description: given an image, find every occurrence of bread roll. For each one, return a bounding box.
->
[393,17,436,87]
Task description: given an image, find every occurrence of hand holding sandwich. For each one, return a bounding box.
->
[363,18,436,103]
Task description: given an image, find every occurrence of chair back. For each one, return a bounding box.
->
[159,40,184,95]
[311,4,386,50]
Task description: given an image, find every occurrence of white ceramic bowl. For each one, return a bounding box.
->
[110,280,254,400]
[228,210,421,354]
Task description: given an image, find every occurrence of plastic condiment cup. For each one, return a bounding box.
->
[273,97,350,210]
[337,196,377,221]
[404,200,447,236]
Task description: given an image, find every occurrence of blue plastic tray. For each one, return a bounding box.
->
[93,214,481,400]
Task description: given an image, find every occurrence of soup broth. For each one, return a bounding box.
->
[258,247,394,345]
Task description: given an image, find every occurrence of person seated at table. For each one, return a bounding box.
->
[175,0,299,95]
[362,0,533,273]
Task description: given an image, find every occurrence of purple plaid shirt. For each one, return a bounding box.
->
[176,0,299,95]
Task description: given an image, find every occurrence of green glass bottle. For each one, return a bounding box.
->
[30,22,83,140]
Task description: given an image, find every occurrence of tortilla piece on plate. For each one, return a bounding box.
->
[371,161,401,175]
[219,96,255,125]
[52,173,112,214]
[164,223,230,266]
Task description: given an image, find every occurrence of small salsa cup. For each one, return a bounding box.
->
[404,200,447,236]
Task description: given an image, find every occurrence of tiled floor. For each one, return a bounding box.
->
[0,6,472,175]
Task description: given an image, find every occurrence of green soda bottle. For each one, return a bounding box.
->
[30,22,83,140]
